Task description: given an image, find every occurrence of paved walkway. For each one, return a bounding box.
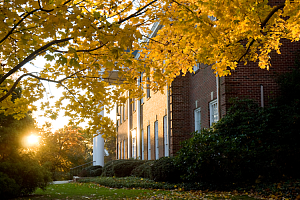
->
[52,180,72,184]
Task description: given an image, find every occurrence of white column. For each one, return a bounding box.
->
[93,110,105,166]
[127,91,131,158]
[137,78,141,159]
[261,84,264,107]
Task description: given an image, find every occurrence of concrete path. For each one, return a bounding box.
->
[52,180,72,184]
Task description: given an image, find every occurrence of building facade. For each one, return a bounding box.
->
[116,16,300,160]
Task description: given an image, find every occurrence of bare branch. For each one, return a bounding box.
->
[236,3,285,63]
[0,37,72,85]
[0,8,40,45]
[261,3,285,29]
[51,41,109,53]
[118,0,158,24]
[0,72,84,107]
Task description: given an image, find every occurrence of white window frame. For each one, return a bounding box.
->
[209,99,219,126]
[147,125,151,160]
[133,98,135,111]
[120,141,122,159]
[140,74,144,104]
[118,142,120,159]
[131,129,136,159]
[194,107,201,132]
[163,115,169,157]
[193,63,200,72]
[123,139,126,159]
[120,106,122,123]
[123,103,126,121]
[141,129,144,160]
[146,77,150,98]
[154,121,159,160]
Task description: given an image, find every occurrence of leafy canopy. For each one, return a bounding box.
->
[1,0,300,137]
[140,0,300,85]
[0,0,160,137]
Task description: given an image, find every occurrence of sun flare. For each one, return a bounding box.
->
[26,134,39,146]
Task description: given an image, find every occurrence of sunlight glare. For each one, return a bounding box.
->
[27,134,39,146]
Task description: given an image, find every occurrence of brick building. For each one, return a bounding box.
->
[116,15,300,160]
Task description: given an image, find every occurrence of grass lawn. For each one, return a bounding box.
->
[14,181,258,199]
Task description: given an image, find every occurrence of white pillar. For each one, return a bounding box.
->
[127,92,131,158]
[93,110,105,166]
[261,84,264,108]
[137,78,141,159]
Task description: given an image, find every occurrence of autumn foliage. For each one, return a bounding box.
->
[1,0,300,137]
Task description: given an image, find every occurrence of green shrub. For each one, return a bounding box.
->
[131,160,154,179]
[79,165,103,177]
[0,159,51,198]
[113,160,148,177]
[101,160,120,177]
[175,98,300,189]
[150,157,181,183]
[0,172,20,199]
[91,166,103,177]
[102,159,149,178]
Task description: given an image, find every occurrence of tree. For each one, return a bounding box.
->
[0,0,160,138]
[0,111,51,198]
[139,0,300,86]
[1,0,299,138]
[36,125,93,180]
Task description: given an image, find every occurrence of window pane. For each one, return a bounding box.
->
[194,107,201,132]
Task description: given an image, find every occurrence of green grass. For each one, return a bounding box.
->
[14,183,172,200]
[13,179,258,199]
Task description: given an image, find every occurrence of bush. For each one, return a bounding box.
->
[0,158,51,198]
[175,98,300,189]
[113,160,148,177]
[150,157,181,183]
[101,160,119,177]
[79,165,103,177]
[131,160,154,179]
[0,172,20,199]
[101,159,149,178]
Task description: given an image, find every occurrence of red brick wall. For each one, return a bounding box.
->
[169,73,191,156]
[222,39,300,111]
[189,65,218,131]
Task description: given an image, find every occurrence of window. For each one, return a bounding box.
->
[194,107,201,132]
[147,125,151,160]
[132,137,136,159]
[132,98,135,112]
[146,77,150,98]
[123,139,126,159]
[118,142,120,159]
[154,121,159,160]
[163,115,169,157]
[120,106,122,123]
[141,129,144,160]
[209,99,219,126]
[132,129,136,159]
[140,74,144,104]
[193,63,200,72]
[120,141,123,159]
[123,103,126,121]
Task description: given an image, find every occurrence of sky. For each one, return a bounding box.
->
[25,56,116,132]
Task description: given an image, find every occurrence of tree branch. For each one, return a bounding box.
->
[51,41,109,53]
[117,0,158,24]
[0,72,84,107]
[261,3,285,29]
[0,8,40,45]
[0,0,72,44]
[0,38,72,85]
[236,3,285,63]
